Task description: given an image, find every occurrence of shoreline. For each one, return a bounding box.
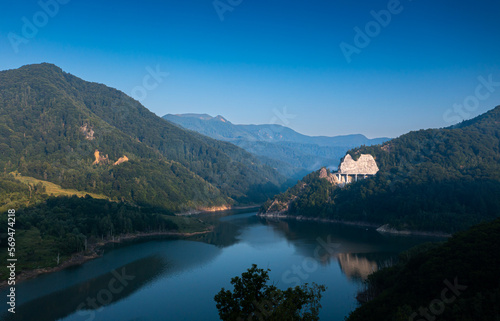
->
[176,205,260,216]
[0,229,212,290]
[375,224,451,237]
[257,212,451,237]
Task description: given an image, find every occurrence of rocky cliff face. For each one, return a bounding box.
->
[260,155,379,215]
[93,150,129,166]
[113,155,129,166]
[319,167,340,184]
[339,154,379,175]
[79,124,95,140]
[92,150,109,165]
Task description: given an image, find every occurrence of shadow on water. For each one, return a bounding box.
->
[1,255,167,321]
[0,211,445,321]
[0,239,223,321]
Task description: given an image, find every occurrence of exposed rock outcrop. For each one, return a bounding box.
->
[92,150,109,165]
[339,154,379,175]
[265,199,290,214]
[319,167,340,184]
[198,205,231,212]
[80,123,95,140]
[92,150,129,166]
[113,155,129,166]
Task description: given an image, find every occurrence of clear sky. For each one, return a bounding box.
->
[1,0,500,138]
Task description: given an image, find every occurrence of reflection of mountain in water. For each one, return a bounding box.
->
[257,216,439,281]
[258,216,443,256]
[0,240,223,321]
[2,255,167,321]
[337,253,378,280]
[189,220,241,247]
[189,211,262,247]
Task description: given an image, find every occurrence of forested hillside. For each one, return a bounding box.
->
[164,113,389,178]
[346,217,500,321]
[261,106,500,233]
[0,63,285,211]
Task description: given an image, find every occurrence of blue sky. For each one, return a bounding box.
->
[1,0,500,138]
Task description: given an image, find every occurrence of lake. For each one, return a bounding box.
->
[0,211,443,321]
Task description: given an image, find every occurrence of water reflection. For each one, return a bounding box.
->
[0,240,222,321]
[0,212,443,321]
[257,216,443,280]
[2,255,167,321]
[337,253,378,280]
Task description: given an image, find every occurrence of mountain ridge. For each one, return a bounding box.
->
[164,113,390,177]
[0,63,285,211]
[164,113,387,144]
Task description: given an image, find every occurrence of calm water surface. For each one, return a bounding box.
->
[0,211,443,321]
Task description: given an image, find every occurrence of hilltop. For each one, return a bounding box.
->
[260,106,500,234]
[0,63,288,280]
[164,113,389,178]
[0,63,285,211]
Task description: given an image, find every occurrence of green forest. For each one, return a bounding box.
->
[261,106,500,233]
[346,217,500,321]
[0,170,213,280]
[0,63,287,279]
[0,192,198,280]
[0,63,285,212]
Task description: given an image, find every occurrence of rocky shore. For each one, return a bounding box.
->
[257,212,451,237]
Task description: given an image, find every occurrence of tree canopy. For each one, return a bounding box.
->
[346,217,500,321]
[261,106,500,233]
[214,264,326,321]
[0,63,285,211]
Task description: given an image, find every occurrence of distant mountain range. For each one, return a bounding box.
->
[260,105,500,234]
[163,113,390,178]
[0,63,285,212]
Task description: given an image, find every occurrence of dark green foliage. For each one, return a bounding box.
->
[0,172,48,212]
[347,218,500,321]
[0,193,183,279]
[214,264,326,321]
[0,195,178,255]
[261,106,500,233]
[0,63,285,211]
[261,170,337,217]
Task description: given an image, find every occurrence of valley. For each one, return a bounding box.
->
[0,64,499,321]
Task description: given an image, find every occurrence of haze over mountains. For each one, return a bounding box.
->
[261,106,500,234]
[1,63,499,321]
[164,113,389,178]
